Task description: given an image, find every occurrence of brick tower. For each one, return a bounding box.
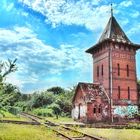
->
[86,13,140,121]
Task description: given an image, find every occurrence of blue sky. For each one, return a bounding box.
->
[0,0,140,93]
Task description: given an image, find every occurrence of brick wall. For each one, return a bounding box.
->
[92,42,138,106]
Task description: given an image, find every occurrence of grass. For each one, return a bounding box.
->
[79,128,140,140]
[46,117,76,124]
[0,110,30,121]
[52,126,83,138]
[0,123,62,140]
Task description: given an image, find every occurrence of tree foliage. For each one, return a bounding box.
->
[47,86,65,94]
[0,59,75,117]
[0,59,17,83]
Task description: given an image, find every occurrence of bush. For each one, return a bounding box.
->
[7,106,21,115]
[33,108,54,117]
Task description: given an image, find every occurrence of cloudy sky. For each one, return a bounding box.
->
[0,0,140,93]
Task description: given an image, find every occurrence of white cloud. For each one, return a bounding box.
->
[130,11,140,18]
[120,1,133,7]
[18,0,110,30]
[5,74,24,89]
[0,26,91,92]
[127,23,140,35]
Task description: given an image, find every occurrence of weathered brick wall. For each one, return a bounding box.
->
[93,43,110,95]
[111,43,137,105]
[72,88,87,121]
[86,98,109,123]
[92,42,138,107]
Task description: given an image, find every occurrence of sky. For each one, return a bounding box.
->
[0,0,140,93]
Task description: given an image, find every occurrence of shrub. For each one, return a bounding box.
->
[33,108,54,117]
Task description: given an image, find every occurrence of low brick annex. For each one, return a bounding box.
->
[72,82,110,123]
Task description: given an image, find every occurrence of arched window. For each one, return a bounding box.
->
[117,63,120,76]
[128,87,130,100]
[127,65,129,77]
[118,86,121,99]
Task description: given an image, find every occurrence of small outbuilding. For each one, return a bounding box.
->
[72,82,110,123]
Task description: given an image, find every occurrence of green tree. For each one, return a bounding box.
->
[48,103,61,119]
[47,86,65,94]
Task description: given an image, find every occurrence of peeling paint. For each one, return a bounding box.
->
[72,105,87,119]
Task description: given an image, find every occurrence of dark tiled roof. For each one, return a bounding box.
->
[99,16,131,43]
[72,82,110,103]
[86,16,140,53]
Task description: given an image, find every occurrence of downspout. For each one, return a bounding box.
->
[109,10,113,123]
[109,44,113,123]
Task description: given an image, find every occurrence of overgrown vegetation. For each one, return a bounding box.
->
[0,59,75,118]
[18,87,75,118]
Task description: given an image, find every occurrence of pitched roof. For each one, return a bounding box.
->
[86,15,140,53]
[99,16,131,43]
[72,82,110,103]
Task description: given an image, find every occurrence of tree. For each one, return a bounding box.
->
[3,83,19,94]
[47,86,65,94]
[48,103,61,119]
[0,59,19,108]
[0,59,17,87]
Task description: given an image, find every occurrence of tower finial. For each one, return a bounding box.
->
[111,3,113,17]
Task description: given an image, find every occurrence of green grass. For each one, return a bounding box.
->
[79,128,140,140]
[0,110,30,121]
[0,123,62,140]
[52,126,83,138]
[46,117,75,124]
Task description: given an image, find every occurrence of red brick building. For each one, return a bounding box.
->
[72,14,140,123]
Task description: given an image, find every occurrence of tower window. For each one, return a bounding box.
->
[101,64,104,76]
[118,86,121,99]
[97,66,99,77]
[128,87,130,100]
[117,63,120,76]
[127,65,129,77]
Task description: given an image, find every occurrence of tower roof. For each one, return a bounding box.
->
[86,15,140,54]
[98,16,131,43]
